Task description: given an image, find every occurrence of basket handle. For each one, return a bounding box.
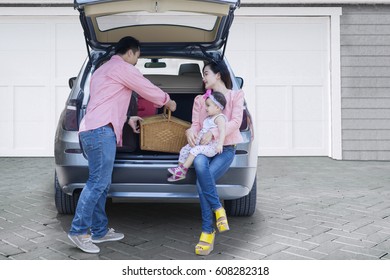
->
[163,107,172,121]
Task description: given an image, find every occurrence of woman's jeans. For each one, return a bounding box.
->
[69,125,116,238]
[193,145,236,233]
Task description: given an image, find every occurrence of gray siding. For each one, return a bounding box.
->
[341,5,390,160]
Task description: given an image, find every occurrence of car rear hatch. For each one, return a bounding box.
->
[74,0,240,53]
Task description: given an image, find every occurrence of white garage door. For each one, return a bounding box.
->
[0,15,85,156]
[0,11,335,158]
[227,16,330,156]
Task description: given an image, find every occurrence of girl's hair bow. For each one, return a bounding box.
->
[203,89,212,99]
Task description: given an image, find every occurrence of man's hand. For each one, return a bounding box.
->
[165,100,177,112]
[128,116,143,133]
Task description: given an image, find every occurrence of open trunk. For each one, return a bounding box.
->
[74,0,240,52]
[117,65,204,159]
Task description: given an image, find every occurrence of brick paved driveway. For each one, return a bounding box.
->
[0,157,389,260]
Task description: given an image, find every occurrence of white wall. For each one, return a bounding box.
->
[0,13,86,156]
[0,6,342,158]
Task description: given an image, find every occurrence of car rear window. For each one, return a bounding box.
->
[96,11,217,32]
[136,58,203,75]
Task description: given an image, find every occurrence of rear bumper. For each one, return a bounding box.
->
[55,127,257,201]
[56,162,256,201]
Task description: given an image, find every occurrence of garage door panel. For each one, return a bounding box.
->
[0,122,13,149]
[14,86,48,121]
[0,87,12,120]
[242,17,330,156]
[256,51,326,79]
[14,122,47,150]
[56,50,86,77]
[228,23,256,51]
[0,23,50,51]
[0,86,13,150]
[255,20,328,51]
[257,86,291,150]
[258,121,289,149]
[0,51,49,79]
[0,16,85,156]
[14,86,49,150]
[293,121,325,149]
[225,50,256,83]
[293,86,325,121]
[55,23,86,77]
[257,86,289,121]
[55,23,86,50]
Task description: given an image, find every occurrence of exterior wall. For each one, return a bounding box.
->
[3,1,390,4]
[341,5,390,160]
[2,1,390,160]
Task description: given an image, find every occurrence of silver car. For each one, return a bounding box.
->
[54,0,257,216]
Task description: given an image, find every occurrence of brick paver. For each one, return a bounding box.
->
[0,157,389,260]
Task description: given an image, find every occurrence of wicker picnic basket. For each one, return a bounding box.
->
[140,108,191,153]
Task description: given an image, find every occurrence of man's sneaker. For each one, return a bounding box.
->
[68,234,100,254]
[92,228,124,243]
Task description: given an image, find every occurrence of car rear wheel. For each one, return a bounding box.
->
[224,177,257,217]
[54,172,79,214]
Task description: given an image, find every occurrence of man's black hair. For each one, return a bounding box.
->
[115,36,140,55]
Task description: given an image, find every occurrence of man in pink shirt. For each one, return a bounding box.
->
[68,36,176,254]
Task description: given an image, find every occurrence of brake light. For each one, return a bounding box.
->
[240,110,248,131]
[240,109,255,140]
[62,99,80,131]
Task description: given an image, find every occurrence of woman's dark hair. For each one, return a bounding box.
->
[209,91,227,110]
[115,36,140,55]
[203,60,233,90]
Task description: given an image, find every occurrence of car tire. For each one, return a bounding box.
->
[54,172,79,214]
[224,177,257,217]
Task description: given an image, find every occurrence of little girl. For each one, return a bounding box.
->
[167,90,227,182]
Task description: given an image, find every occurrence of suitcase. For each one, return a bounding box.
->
[137,96,157,117]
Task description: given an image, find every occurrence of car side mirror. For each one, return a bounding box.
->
[236,77,244,89]
[68,77,76,89]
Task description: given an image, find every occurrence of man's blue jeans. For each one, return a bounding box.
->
[69,125,116,238]
[193,145,236,233]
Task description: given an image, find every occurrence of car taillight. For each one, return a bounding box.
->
[240,110,248,131]
[62,99,80,131]
[240,109,255,140]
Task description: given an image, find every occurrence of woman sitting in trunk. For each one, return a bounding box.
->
[185,60,244,256]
